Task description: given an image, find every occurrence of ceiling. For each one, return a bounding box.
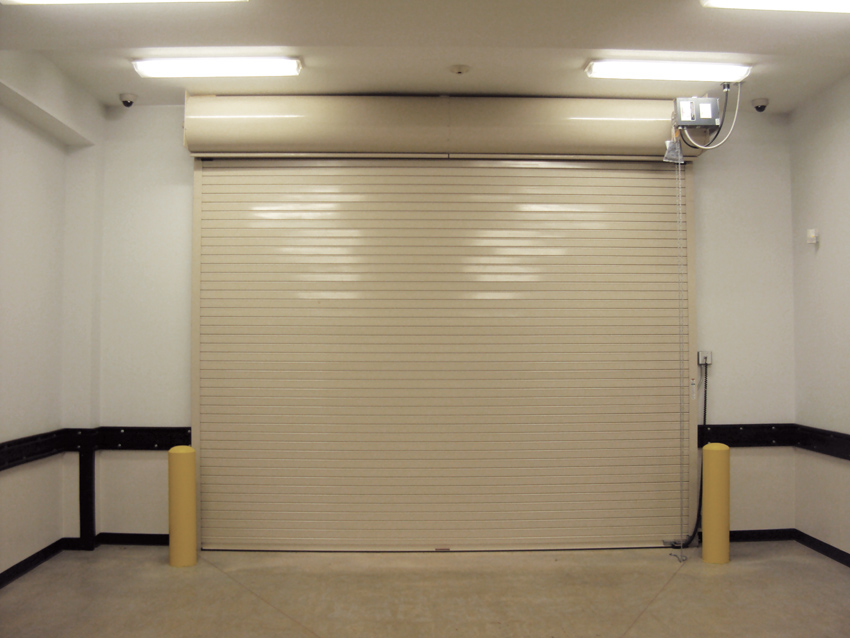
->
[2,0,850,113]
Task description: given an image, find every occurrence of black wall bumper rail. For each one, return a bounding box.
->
[0,427,191,473]
[698,423,850,462]
[0,427,191,552]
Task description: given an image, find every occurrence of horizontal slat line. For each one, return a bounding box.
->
[199,430,684,438]
[200,276,684,285]
[198,359,684,368]
[200,208,680,218]
[201,187,678,197]
[201,462,683,471]
[200,421,684,429]
[203,508,684,518]
[198,341,686,352]
[198,284,686,293]
[202,506,685,517]
[199,380,681,389]
[199,244,684,253]
[202,489,682,499]
[201,218,682,228]
[197,158,692,551]
[201,176,678,187]
[201,490,685,500]
[202,176,678,186]
[200,447,685,457]
[201,432,690,440]
[200,259,687,268]
[200,400,684,408]
[199,389,683,399]
[202,520,687,531]
[199,521,685,534]
[197,542,671,552]
[200,329,686,339]
[199,434,685,444]
[199,472,685,482]
[200,436,689,444]
[202,188,678,199]
[201,226,682,237]
[197,312,685,321]
[199,259,687,269]
[202,498,683,508]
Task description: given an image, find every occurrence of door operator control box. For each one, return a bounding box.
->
[675,97,721,128]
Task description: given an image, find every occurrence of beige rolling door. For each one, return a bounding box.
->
[194,159,697,551]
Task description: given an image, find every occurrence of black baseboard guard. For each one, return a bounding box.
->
[0,534,171,590]
[794,530,850,569]
[698,424,850,463]
[730,528,797,542]
[729,528,850,568]
[0,539,68,590]
[96,533,169,546]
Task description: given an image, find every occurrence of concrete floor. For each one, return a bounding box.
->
[1,542,849,638]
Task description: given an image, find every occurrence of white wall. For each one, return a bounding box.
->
[0,103,70,572]
[0,78,101,572]
[790,73,850,437]
[96,451,168,534]
[730,447,796,531]
[0,456,67,573]
[62,144,105,428]
[692,108,796,425]
[0,104,66,441]
[788,72,850,555]
[690,109,798,532]
[92,106,192,534]
[795,449,850,553]
[98,106,194,428]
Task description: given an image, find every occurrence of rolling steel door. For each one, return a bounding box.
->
[194,159,697,551]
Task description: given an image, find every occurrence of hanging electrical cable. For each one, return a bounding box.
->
[673,156,689,563]
[681,82,742,150]
[681,83,732,150]
[670,360,708,550]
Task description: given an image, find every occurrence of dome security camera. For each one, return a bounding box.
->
[120,93,137,108]
[752,98,769,113]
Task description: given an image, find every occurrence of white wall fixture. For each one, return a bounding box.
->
[1,0,245,4]
[585,60,751,83]
[134,57,300,78]
[701,0,850,12]
[806,228,819,245]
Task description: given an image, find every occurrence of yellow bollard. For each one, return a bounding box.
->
[168,445,197,567]
[702,443,730,564]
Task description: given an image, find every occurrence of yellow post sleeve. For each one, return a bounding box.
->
[702,442,730,564]
[168,445,197,567]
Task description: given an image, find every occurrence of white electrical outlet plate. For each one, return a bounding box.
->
[698,351,712,365]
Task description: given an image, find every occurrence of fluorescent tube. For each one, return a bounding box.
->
[701,0,850,12]
[133,57,301,78]
[1,0,246,4]
[585,60,751,83]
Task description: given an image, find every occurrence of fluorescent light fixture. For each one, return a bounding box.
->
[701,0,850,12]
[1,0,246,3]
[133,57,301,78]
[585,59,751,83]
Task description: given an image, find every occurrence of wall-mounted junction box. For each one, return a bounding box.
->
[675,97,721,128]
[698,351,712,365]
